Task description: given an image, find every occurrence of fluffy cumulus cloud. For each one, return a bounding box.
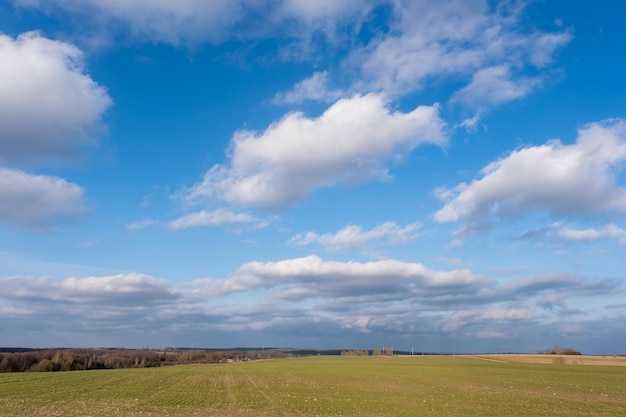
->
[435,119,626,226]
[290,221,421,251]
[0,31,110,228]
[0,168,87,228]
[194,255,494,299]
[0,31,112,166]
[183,94,446,209]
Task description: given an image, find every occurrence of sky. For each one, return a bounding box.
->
[0,0,625,354]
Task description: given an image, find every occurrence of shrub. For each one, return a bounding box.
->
[28,359,61,372]
[538,346,581,355]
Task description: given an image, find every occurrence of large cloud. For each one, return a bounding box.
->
[193,255,493,300]
[0,273,180,343]
[435,119,626,225]
[0,168,86,228]
[183,94,446,209]
[1,258,622,350]
[0,273,176,306]
[0,31,112,166]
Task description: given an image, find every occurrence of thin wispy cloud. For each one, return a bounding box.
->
[126,219,159,231]
[290,221,421,251]
[169,209,259,230]
[558,224,626,244]
[273,71,345,105]
[10,0,377,45]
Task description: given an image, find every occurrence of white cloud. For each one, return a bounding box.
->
[290,221,421,251]
[0,168,87,228]
[435,119,626,225]
[349,1,571,100]
[126,219,159,231]
[277,0,366,20]
[193,255,492,298]
[558,224,626,244]
[444,306,534,332]
[168,209,258,230]
[13,1,570,118]
[186,255,621,341]
[0,273,177,305]
[529,30,573,68]
[451,65,541,107]
[273,71,344,104]
[1,259,622,350]
[272,1,570,130]
[183,94,446,209]
[12,0,245,44]
[12,0,375,45]
[459,113,481,133]
[0,31,112,166]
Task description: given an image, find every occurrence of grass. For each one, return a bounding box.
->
[0,356,624,416]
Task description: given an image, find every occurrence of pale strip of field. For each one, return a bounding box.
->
[460,354,626,366]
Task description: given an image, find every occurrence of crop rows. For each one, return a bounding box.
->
[0,356,624,416]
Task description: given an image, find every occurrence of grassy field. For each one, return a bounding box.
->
[0,355,624,416]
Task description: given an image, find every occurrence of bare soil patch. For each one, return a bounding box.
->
[461,354,626,366]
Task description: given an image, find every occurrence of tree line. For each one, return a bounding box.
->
[537,345,582,355]
[0,348,287,373]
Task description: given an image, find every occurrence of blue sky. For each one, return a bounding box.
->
[1,0,625,354]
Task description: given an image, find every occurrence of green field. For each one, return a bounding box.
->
[0,356,624,416]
